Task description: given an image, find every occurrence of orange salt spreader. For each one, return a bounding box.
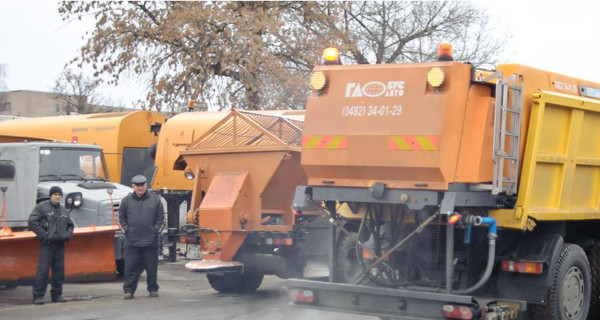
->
[179,110,315,293]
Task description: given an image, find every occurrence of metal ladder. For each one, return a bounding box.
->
[488,72,524,195]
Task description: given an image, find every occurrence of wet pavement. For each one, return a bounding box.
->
[0,260,375,320]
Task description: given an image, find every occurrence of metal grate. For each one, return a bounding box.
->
[99,200,120,226]
[239,111,303,145]
[188,110,303,151]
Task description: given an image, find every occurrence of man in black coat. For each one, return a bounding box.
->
[28,186,75,305]
[118,175,165,299]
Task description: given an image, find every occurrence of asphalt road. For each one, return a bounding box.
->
[0,260,377,320]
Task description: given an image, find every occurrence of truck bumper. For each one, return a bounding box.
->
[285,279,527,320]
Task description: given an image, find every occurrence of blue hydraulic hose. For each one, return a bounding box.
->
[480,217,497,235]
[455,216,497,294]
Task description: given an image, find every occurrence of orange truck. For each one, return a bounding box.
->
[286,45,600,319]
[176,110,324,293]
[153,110,306,262]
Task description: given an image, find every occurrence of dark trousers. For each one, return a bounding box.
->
[32,242,65,299]
[123,246,159,294]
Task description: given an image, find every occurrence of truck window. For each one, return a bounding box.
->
[121,147,154,186]
[0,160,15,180]
[79,155,106,178]
[38,148,108,181]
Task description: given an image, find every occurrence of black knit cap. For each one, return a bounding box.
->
[49,186,63,197]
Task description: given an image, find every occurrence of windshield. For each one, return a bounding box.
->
[38,147,108,181]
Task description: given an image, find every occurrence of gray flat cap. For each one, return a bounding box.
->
[131,175,147,184]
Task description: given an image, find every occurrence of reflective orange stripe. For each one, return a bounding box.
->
[388,136,439,150]
[302,135,348,149]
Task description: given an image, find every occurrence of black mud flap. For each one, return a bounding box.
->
[497,233,563,303]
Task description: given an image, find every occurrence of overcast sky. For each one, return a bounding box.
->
[0,1,143,107]
[1,1,599,108]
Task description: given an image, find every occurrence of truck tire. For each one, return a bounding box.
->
[206,272,264,293]
[239,273,263,293]
[335,231,370,285]
[531,244,591,320]
[588,243,600,320]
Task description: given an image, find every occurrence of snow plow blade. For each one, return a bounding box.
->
[0,225,118,286]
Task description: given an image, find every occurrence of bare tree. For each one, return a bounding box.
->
[59,2,340,112]
[59,1,507,112]
[52,68,103,115]
[333,2,507,65]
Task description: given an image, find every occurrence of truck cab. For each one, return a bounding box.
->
[1,142,131,229]
[0,141,133,285]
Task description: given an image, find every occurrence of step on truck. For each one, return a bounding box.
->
[286,44,600,319]
[0,141,133,285]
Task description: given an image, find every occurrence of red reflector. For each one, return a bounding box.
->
[288,288,315,304]
[291,207,300,216]
[272,237,293,246]
[442,304,473,319]
[501,260,543,275]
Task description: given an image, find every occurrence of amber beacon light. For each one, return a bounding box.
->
[322,47,341,65]
[437,43,453,61]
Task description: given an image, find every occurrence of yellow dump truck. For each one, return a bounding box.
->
[286,45,600,319]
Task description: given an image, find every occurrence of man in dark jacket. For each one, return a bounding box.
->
[118,175,165,299]
[28,186,75,305]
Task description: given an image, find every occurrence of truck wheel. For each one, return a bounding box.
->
[335,231,370,285]
[531,244,591,320]
[207,273,264,293]
[239,273,263,293]
[588,243,600,320]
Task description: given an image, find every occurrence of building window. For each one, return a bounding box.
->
[55,103,61,112]
[0,102,10,112]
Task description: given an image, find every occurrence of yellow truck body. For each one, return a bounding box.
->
[0,111,165,184]
[491,90,600,229]
[152,112,227,191]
